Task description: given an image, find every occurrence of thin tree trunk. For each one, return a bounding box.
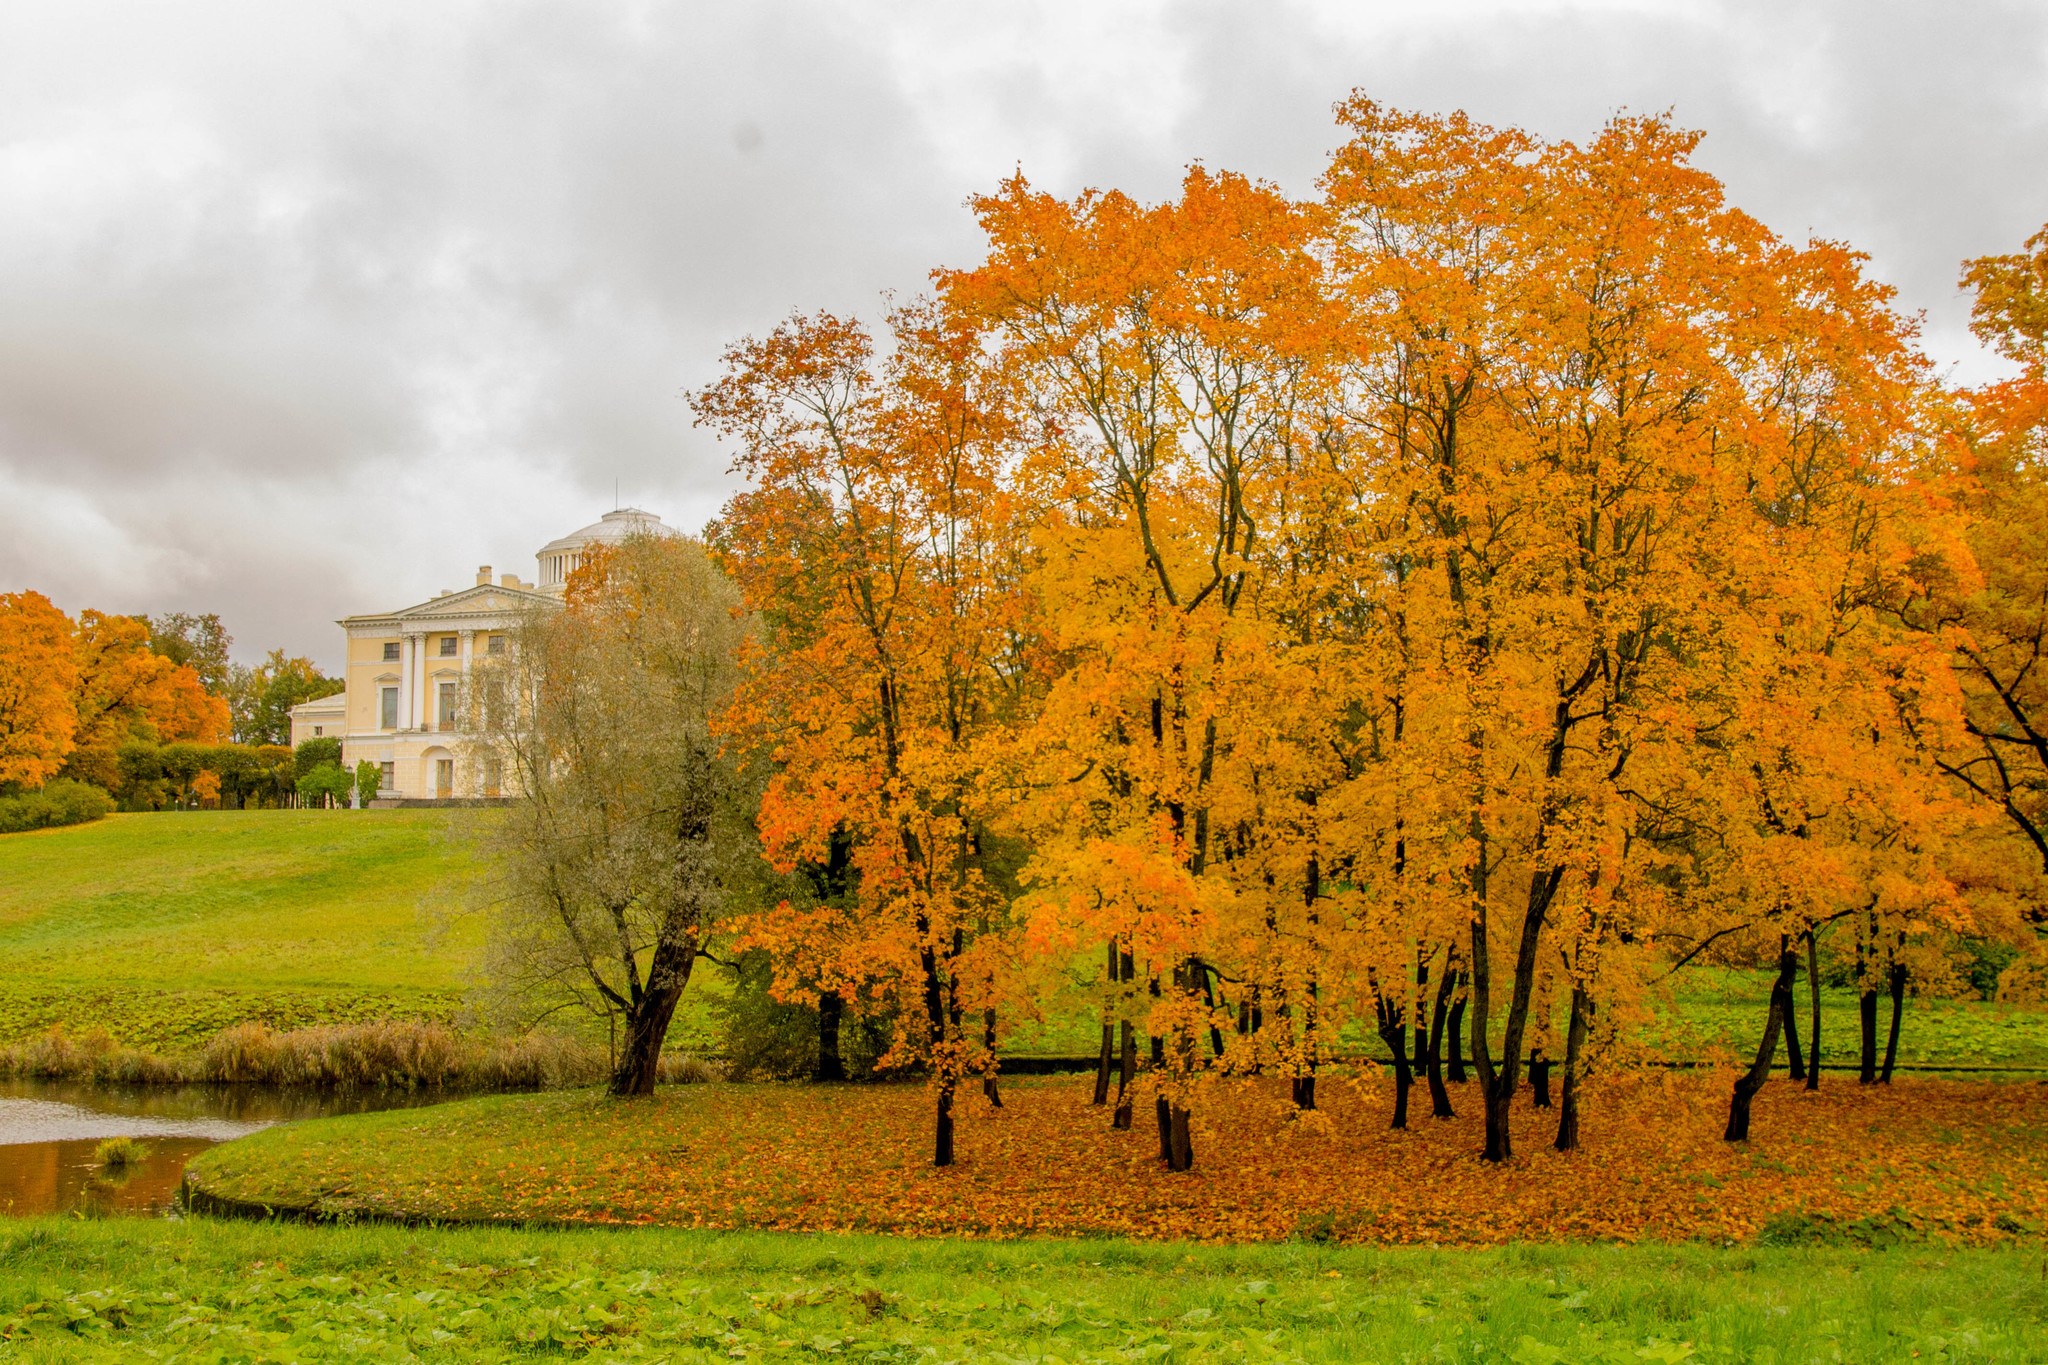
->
[1413,952,1431,1072]
[1374,991,1412,1129]
[1725,948,1799,1141]
[934,1077,955,1166]
[816,989,846,1082]
[1446,988,1468,1084]
[1093,1019,1114,1105]
[1112,1020,1135,1130]
[982,1005,1003,1107]
[1880,960,1907,1084]
[1529,1049,1552,1108]
[1554,985,1592,1151]
[1092,940,1116,1104]
[1782,966,1805,1082]
[1804,927,1821,1092]
[1857,918,1879,1084]
[1425,960,1456,1118]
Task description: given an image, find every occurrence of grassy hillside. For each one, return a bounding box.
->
[0,811,486,1050]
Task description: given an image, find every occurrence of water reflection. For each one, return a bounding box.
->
[0,1078,465,1217]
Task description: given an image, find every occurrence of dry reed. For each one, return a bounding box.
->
[0,1021,723,1091]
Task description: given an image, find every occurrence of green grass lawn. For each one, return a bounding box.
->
[0,1217,2039,1362]
[0,810,729,1055]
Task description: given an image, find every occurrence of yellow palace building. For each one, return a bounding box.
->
[288,508,669,804]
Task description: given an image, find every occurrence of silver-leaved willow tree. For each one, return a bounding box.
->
[469,532,759,1095]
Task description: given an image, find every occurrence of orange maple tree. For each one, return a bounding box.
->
[0,591,80,787]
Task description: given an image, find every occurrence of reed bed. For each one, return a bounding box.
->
[0,1021,722,1091]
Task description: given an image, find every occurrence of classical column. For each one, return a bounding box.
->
[458,629,475,748]
[408,632,425,730]
[397,631,415,730]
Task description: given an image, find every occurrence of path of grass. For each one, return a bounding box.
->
[185,1071,2048,1246]
[0,1216,2040,1362]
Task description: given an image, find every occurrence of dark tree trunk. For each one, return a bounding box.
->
[1529,1050,1552,1108]
[1413,955,1431,1071]
[1425,961,1457,1118]
[1554,984,1592,1151]
[1374,992,1412,1129]
[1804,927,1821,1092]
[1155,1095,1173,1163]
[1447,990,1469,1083]
[1725,948,1799,1141]
[1112,1020,1136,1129]
[1168,1104,1193,1171]
[1092,939,1116,1104]
[1880,961,1907,1084]
[609,938,695,1097]
[1197,960,1226,1059]
[982,1006,1003,1107]
[1859,983,1880,1084]
[1857,920,1879,1084]
[934,1078,955,1166]
[816,989,846,1082]
[1781,964,1805,1082]
[1093,1020,1114,1105]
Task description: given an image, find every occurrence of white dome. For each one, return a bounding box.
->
[534,508,671,590]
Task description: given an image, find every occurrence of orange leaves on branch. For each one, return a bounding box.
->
[0,591,79,786]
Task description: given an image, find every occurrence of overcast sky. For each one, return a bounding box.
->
[2,0,2044,669]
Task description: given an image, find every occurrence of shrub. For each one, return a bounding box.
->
[295,762,353,809]
[0,780,115,835]
[355,759,382,808]
[714,950,897,1081]
[294,736,342,778]
[91,1136,150,1170]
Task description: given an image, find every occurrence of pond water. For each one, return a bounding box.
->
[0,1079,462,1217]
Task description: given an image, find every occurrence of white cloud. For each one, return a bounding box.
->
[0,0,2041,666]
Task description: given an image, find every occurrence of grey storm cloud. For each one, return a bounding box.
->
[0,0,2044,666]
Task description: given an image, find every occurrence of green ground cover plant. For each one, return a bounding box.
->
[0,1217,2039,1362]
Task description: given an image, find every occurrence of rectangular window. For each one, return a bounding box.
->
[382,641,400,661]
[483,755,503,798]
[380,687,398,730]
[379,761,394,792]
[439,636,458,657]
[437,682,457,730]
[487,635,507,656]
[435,758,453,796]
[312,725,323,737]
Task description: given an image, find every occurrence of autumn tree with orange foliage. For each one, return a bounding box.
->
[701,94,2016,1172]
[63,609,229,787]
[702,304,1044,1166]
[0,591,80,788]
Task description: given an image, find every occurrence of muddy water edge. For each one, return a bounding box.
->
[0,1078,464,1216]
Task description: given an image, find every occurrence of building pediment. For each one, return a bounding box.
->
[340,582,555,631]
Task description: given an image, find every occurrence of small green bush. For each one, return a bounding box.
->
[91,1136,150,1170]
[354,759,381,807]
[295,762,353,808]
[293,736,342,778]
[0,780,115,835]
[713,950,896,1081]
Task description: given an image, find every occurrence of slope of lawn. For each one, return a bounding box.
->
[185,1070,2048,1245]
[0,811,485,1051]
[2,1216,2042,1362]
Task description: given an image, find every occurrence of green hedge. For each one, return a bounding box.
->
[0,779,114,835]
